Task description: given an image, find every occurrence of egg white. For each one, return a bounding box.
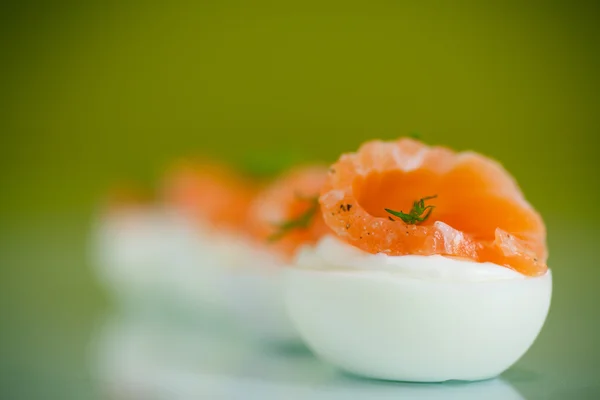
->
[92,207,304,341]
[284,235,552,382]
[91,207,233,315]
[221,242,302,343]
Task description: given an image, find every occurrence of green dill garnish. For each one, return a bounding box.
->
[385,195,437,225]
[268,196,319,242]
[408,131,422,140]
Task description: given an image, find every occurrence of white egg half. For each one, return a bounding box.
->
[91,207,232,314]
[92,206,303,340]
[222,243,301,343]
[284,235,552,382]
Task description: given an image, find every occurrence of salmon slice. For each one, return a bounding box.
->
[248,165,331,260]
[320,138,547,276]
[162,159,256,230]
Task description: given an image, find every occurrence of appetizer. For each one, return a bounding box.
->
[285,138,552,381]
[225,165,330,342]
[159,159,259,313]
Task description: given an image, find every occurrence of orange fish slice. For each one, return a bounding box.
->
[248,165,331,260]
[320,138,547,276]
[162,159,256,230]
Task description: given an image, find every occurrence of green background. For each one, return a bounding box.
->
[1,1,599,398]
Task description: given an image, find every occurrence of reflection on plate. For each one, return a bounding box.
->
[91,314,525,399]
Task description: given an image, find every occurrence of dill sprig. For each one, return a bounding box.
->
[385,195,437,225]
[268,196,319,242]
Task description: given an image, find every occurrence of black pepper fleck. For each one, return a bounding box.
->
[388,216,394,221]
[346,204,352,211]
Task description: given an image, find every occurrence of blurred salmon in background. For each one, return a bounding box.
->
[162,158,257,231]
[247,165,330,259]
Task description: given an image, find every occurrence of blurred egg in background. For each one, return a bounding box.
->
[1,1,600,398]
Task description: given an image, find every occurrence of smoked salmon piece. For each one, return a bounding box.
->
[162,159,256,230]
[248,166,330,260]
[320,138,547,276]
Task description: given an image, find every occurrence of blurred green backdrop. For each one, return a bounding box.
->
[1,1,599,398]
